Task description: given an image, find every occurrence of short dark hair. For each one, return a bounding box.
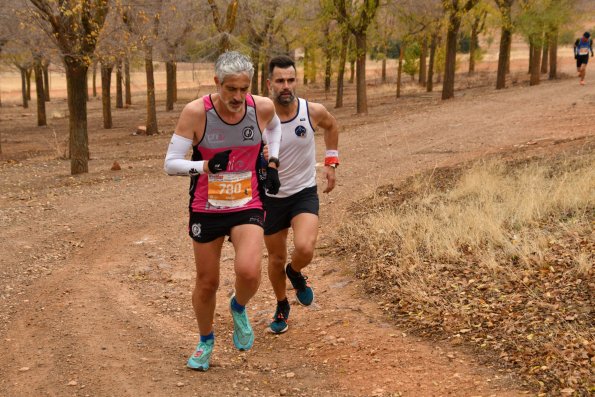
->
[584,32,591,39]
[268,55,295,75]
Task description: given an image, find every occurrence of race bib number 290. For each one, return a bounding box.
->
[208,171,252,208]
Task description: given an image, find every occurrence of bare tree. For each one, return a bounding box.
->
[334,0,380,114]
[207,0,239,55]
[29,0,109,174]
[442,0,479,100]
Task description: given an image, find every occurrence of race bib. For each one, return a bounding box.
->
[579,48,589,55]
[208,171,252,208]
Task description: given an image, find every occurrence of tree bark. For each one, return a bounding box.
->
[251,49,260,95]
[442,14,461,100]
[349,59,355,84]
[548,29,558,80]
[26,68,32,100]
[324,25,332,93]
[528,43,533,74]
[116,59,123,109]
[145,51,158,135]
[496,26,512,89]
[529,39,541,86]
[540,37,548,74]
[335,30,348,109]
[42,61,50,101]
[397,43,405,98]
[261,57,270,97]
[20,68,29,108]
[166,60,175,111]
[34,59,46,126]
[92,61,97,97]
[427,34,437,92]
[354,33,368,114]
[469,27,478,74]
[65,61,90,174]
[101,63,113,129]
[124,58,132,105]
[419,38,427,85]
[303,47,309,85]
[173,62,177,103]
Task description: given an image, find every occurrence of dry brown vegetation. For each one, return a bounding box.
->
[334,145,594,396]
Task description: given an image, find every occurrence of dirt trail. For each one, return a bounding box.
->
[1,75,593,397]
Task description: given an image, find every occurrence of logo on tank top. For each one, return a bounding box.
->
[295,125,307,137]
[207,131,225,143]
[242,126,255,141]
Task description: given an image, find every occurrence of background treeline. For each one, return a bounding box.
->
[0,0,591,174]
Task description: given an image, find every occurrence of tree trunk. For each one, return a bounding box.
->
[427,34,437,92]
[65,60,90,174]
[349,59,355,84]
[442,13,461,100]
[335,30,348,109]
[85,69,89,102]
[250,49,260,95]
[34,59,46,127]
[303,47,309,85]
[124,57,132,105]
[261,56,270,97]
[381,58,386,83]
[166,60,175,111]
[116,59,123,109]
[20,68,28,108]
[528,43,533,74]
[26,68,32,100]
[397,43,405,98]
[469,25,478,74]
[42,61,50,101]
[529,39,541,86]
[496,26,512,89]
[354,33,368,114]
[324,45,332,92]
[92,61,97,97]
[145,50,158,135]
[540,37,548,74]
[173,62,177,103]
[101,63,113,129]
[548,29,558,80]
[310,49,317,84]
[419,38,427,86]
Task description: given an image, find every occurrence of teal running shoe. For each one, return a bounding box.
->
[269,301,290,334]
[186,338,214,371]
[286,264,314,306]
[230,296,254,350]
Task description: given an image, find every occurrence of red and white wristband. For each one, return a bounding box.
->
[324,150,339,168]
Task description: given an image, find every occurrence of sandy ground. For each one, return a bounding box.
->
[0,53,594,397]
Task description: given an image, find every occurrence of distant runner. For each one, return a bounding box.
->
[164,51,282,371]
[263,55,339,334]
[574,32,593,85]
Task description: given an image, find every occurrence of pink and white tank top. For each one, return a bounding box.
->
[189,94,266,213]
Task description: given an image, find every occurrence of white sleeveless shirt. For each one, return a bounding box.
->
[267,98,316,198]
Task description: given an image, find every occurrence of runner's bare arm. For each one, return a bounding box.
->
[164,100,209,176]
[310,102,339,194]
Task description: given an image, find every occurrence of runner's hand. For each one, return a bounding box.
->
[265,166,281,195]
[323,166,336,193]
[208,150,231,173]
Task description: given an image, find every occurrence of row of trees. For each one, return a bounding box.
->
[0,0,585,173]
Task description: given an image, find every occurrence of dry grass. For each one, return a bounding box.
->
[335,150,594,395]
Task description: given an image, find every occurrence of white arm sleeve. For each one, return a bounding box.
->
[163,134,205,176]
[263,114,281,159]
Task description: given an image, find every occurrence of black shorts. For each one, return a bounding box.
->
[189,209,264,243]
[264,186,319,235]
[577,55,589,68]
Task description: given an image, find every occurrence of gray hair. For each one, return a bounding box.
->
[215,51,254,83]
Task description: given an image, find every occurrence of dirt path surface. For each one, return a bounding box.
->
[1,74,593,397]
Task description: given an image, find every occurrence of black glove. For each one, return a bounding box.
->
[208,150,231,173]
[265,166,281,195]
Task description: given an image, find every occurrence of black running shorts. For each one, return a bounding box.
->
[188,209,264,243]
[577,55,589,68]
[263,186,319,235]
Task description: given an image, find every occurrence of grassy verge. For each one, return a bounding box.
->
[334,150,594,395]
